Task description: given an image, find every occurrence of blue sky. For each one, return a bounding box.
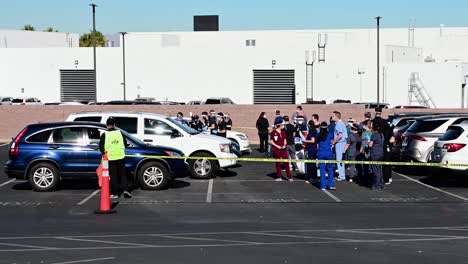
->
[0,0,466,33]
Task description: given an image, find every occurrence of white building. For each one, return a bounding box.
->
[0,26,467,107]
[0,29,79,48]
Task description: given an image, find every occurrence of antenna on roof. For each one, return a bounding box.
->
[408,18,416,47]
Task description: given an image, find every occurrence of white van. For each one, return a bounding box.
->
[66,111,238,179]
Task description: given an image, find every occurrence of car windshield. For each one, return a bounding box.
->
[12,99,23,103]
[118,128,145,145]
[440,127,464,141]
[407,119,447,133]
[165,117,200,135]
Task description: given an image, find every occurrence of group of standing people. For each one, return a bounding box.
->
[175,110,232,138]
[256,106,395,191]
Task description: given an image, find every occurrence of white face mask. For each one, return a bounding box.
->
[298,121,304,125]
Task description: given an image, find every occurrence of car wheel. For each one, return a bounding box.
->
[189,152,218,179]
[138,161,170,190]
[28,162,59,192]
[228,138,238,145]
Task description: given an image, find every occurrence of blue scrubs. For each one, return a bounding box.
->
[334,120,348,180]
[317,131,335,189]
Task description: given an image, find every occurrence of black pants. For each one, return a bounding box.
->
[108,159,128,196]
[306,150,318,179]
[258,133,269,152]
[383,147,392,183]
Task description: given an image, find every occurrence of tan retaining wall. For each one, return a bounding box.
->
[1,105,467,144]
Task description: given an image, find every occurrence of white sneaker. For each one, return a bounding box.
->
[123,191,132,198]
[275,178,283,182]
[288,178,294,182]
[385,178,393,185]
[110,194,119,199]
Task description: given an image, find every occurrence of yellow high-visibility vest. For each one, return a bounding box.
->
[104,130,125,161]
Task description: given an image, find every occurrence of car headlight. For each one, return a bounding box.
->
[164,150,183,157]
[219,143,231,153]
[236,134,248,140]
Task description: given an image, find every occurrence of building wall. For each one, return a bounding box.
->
[0,27,468,107]
[0,30,79,48]
[0,47,122,102]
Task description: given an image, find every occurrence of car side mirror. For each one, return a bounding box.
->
[171,129,181,138]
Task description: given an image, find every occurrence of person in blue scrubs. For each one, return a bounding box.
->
[331,111,348,181]
[317,122,336,190]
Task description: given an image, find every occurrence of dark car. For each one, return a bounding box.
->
[205,97,235,105]
[4,122,187,192]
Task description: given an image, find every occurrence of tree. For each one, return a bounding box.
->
[79,31,106,47]
[44,27,58,32]
[22,24,35,31]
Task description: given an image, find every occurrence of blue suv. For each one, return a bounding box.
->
[4,122,187,192]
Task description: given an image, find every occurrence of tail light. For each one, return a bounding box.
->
[396,131,404,143]
[9,127,28,159]
[443,143,466,152]
[407,135,427,141]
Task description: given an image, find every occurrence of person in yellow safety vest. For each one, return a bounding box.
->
[99,117,131,199]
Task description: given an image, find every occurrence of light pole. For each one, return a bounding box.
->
[305,50,316,103]
[90,3,98,103]
[358,68,366,102]
[120,32,127,100]
[375,16,382,108]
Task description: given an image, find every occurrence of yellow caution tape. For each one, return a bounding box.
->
[125,154,468,168]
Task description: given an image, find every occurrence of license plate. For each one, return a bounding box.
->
[433,148,442,160]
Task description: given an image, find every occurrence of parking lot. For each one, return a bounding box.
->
[1,143,468,263]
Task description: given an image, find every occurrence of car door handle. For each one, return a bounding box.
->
[49,145,59,149]
[143,139,153,143]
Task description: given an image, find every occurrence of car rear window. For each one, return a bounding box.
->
[398,122,414,133]
[112,117,138,134]
[27,130,51,143]
[205,99,220,104]
[407,119,447,133]
[440,127,464,141]
[74,116,102,123]
[12,99,23,103]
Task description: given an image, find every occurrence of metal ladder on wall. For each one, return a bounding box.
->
[408,72,437,108]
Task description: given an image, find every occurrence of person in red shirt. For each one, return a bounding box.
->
[270,120,292,181]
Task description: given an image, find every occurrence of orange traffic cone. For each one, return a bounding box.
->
[95,153,116,214]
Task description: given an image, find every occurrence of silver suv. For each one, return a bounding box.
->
[401,114,468,162]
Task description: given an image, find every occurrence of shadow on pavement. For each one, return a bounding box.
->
[216,169,238,178]
[170,180,191,189]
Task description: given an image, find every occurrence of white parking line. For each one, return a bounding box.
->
[57,237,153,247]
[394,171,468,201]
[337,230,467,238]
[206,179,213,203]
[0,236,467,252]
[77,190,100,206]
[0,179,16,188]
[322,189,342,202]
[156,235,259,245]
[0,143,9,147]
[244,232,353,241]
[51,257,115,264]
[0,241,55,249]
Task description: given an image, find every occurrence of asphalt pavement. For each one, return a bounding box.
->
[0,143,468,264]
